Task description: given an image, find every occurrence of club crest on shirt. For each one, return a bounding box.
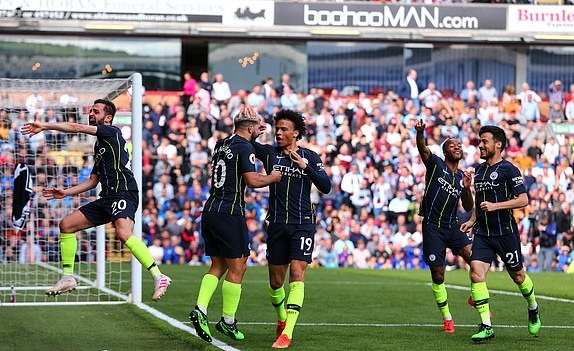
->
[302,157,309,164]
[249,153,256,164]
[490,171,498,180]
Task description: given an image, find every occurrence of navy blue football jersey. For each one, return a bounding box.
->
[92,124,138,195]
[473,160,526,237]
[254,143,330,225]
[204,134,257,216]
[419,154,465,228]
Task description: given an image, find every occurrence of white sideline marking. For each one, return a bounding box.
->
[180,321,574,329]
[136,303,241,351]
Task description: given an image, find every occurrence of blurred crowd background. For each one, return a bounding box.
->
[1,69,573,274]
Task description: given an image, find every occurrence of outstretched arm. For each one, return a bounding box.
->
[22,122,97,137]
[414,119,431,163]
[43,174,99,199]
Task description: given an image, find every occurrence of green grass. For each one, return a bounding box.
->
[1,266,573,351]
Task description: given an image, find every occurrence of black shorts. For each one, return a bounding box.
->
[79,191,138,226]
[266,223,316,265]
[470,234,523,271]
[422,221,472,266]
[201,212,249,259]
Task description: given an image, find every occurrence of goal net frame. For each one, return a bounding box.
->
[0,73,143,306]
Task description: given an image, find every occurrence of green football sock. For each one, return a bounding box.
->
[283,281,305,338]
[431,282,451,319]
[222,280,242,323]
[471,282,491,326]
[197,274,219,313]
[518,274,537,308]
[60,233,77,276]
[125,236,160,276]
[269,284,287,322]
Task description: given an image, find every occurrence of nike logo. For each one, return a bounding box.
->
[303,252,312,256]
[276,155,286,159]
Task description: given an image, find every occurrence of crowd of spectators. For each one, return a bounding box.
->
[0,70,573,275]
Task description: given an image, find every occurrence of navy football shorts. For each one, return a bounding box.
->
[201,212,249,259]
[79,191,138,226]
[422,221,472,266]
[470,233,524,272]
[266,223,316,265]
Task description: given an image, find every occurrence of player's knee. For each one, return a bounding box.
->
[59,219,75,233]
[431,272,445,284]
[470,270,485,283]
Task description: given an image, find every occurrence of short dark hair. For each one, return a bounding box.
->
[274,109,306,140]
[94,99,116,118]
[479,125,507,150]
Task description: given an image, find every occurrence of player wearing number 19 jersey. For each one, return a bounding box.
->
[460,125,540,342]
[22,99,171,302]
[253,109,331,349]
[189,106,281,343]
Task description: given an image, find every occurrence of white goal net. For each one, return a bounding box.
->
[0,74,143,305]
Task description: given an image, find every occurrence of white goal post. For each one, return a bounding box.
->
[0,74,143,306]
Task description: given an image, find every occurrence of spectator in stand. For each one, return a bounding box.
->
[182,71,197,113]
[548,80,564,108]
[459,80,478,103]
[212,73,232,106]
[149,237,164,265]
[247,85,265,109]
[520,93,540,122]
[478,79,498,105]
[564,95,574,121]
[419,82,442,110]
[329,89,344,112]
[198,71,213,97]
[19,234,43,264]
[501,83,516,107]
[398,68,423,112]
[279,86,299,110]
[276,73,293,96]
[516,82,541,105]
[548,102,565,123]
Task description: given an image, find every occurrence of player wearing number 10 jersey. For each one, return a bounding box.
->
[253,109,331,349]
[189,106,281,343]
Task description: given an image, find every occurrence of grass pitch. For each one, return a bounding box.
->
[1,266,573,351]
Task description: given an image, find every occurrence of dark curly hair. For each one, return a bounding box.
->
[479,125,507,150]
[274,109,306,140]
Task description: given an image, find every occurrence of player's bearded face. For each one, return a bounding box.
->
[478,133,496,159]
[88,104,105,126]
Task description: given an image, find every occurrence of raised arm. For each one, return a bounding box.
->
[22,121,97,137]
[461,169,474,212]
[414,119,431,163]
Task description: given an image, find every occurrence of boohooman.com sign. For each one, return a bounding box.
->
[275,2,506,30]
